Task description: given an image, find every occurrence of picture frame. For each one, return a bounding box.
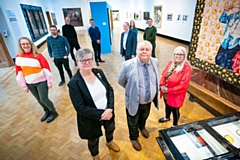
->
[182,15,188,21]
[112,10,120,21]
[188,0,240,87]
[143,12,150,20]
[167,13,172,21]
[153,5,162,28]
[62,8,83,26]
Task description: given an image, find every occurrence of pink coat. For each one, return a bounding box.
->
[160,60,192,108]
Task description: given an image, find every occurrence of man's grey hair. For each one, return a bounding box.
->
[137,40,152,51]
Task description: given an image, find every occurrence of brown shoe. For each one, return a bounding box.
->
[92,155,100,160]
[130,140,142,151]
[106,141,120,152]
[140,129,149,138]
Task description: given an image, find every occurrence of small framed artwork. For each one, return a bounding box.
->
[153,5,162,28]
[134,12,139,20]
[167,14,172,21]
[143,12,150,20]
[177,14,181,21]
[182,15,188,21]
[112,10,120,21]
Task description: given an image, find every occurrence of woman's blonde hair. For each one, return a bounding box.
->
[18,37,38,57]
[169,46,191,73]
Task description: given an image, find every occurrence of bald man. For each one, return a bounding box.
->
[62,17,81,66]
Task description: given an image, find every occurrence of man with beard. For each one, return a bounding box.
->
[47,25,73,86]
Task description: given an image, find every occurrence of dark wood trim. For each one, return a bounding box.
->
[138,28,190,45]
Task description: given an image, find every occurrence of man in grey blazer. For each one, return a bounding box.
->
[118,40,159,151]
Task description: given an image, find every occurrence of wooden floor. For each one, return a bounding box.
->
[0,28,214,160]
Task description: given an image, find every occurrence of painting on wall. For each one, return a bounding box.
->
[153,5,162,28]
[143,12,150,20]
[20,4,48,42]
[51,13,57,25]
[62,8,83,26]
[182,15,188,21]
[167,14,172,21]
[188,0,240,87]
[177,14,181,21]
[134,12,139,20]
[112,10,120,21]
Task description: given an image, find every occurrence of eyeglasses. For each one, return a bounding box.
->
[79,58,93,64]
[174,53,184,57]
[21,43,30,46]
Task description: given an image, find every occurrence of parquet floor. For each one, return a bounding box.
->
[0,28,214,160]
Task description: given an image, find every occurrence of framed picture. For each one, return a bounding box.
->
[143,12,150,20]
[112,10,120,21]
[177,14,181,21]
[167,13,172,21]
[134,12,139,20]
[51,13,57,25]
[153,5,162,28]
[182,15,188,21]
[188,0,240,87]
[20,4,48,42]
[62,8,83,26]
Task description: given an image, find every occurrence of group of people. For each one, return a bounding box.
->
[120,18,157,60]
[15,17,192,160]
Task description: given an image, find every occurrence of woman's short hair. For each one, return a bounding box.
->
[18,37,38,57]
[75,48,93,61]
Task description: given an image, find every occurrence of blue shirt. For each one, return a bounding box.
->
[47,35,70,59]
[88,26,101,42]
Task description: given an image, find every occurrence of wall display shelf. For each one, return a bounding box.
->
[156,112,240,160]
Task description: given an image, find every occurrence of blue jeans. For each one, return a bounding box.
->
[126,103,151,140]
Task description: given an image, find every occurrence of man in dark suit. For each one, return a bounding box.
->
[88,19,105,66]
[120,22,137,61]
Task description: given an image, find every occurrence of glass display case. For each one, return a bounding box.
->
[156,112,240,160]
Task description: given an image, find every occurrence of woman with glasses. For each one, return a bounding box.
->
[67,49,120,160]
[158,46,192,127]
[15,37,58,123]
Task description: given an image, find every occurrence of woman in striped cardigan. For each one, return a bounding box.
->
[15,37,58,123]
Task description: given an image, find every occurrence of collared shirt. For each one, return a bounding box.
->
[123,30,129,50]
[47,35,70,59]
[137,57,157,104]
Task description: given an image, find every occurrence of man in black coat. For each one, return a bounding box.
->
[62,17,81,66]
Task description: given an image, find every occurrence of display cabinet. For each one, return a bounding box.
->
[156,112,240,160]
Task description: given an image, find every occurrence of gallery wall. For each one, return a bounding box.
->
[0,0,197,58]
[105,0,197,41]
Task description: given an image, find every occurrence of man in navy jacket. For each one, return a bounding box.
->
[120,22,137,61]
[88,19,105,66]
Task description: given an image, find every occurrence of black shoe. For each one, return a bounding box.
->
[159,117,170,123]
[58,80,65,86]
[96,62,99,66]
[40,109,50,122]
[99,60,105,63]
[46,111,58,123]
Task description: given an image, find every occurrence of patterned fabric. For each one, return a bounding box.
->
[163,64,177,100]
[15,52,53,87]
[143,64,150,102]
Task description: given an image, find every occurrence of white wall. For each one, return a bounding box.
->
[106,0,197,41]
[0,0,196,58]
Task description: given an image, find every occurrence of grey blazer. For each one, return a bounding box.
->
[118,57,159,116]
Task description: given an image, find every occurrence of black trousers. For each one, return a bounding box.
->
[91,41,101,63]
[87,120,115,156]
[126,103,151,140]
[151,42,156,58]
[164,100,180,126]
[54,58,72,81]
[123,49,131,61]
[27,81,55,111]
[68,39,80,62]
